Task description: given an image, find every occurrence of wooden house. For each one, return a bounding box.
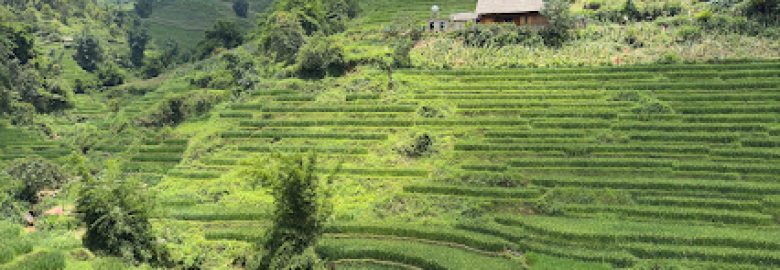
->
[476,0,548,26]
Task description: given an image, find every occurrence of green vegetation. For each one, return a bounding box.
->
[1,0,780,269]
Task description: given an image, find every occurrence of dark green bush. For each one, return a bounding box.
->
[295,35,347,79]
[136,92,224,127]
[396,134,434,158]
[4,157,69,203]
[453,24,543,48]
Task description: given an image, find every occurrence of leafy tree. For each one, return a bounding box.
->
[159,38,180,67]
[197,21,244,58]
[127,19,150,67]
[254,154,332,270]
[295,35,347,79]
[261,11,306,63]
[97,62,125,87]
[233,0,249,18]
[743,0,779,25]
[134,0,154,18]
[540,0,575,47]
[0,23,35,64]
[4,157,69,203]
[77,161,170,266]
[73,31,102,72]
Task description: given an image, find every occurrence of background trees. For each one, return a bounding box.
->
[233,0,249,18]
[134,0,154,18]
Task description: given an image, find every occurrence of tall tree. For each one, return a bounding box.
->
[73,31,102,72]
[254,154,332,270]
[233,0,249,18]
[134,0,154,18]
[127,19,149,67]
[541,0,575,47]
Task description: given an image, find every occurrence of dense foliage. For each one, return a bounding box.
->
[4,157,69,203]
[255,154,331,270]
[76,161,170,266]
[233,0,249,18]
[295,35,347,79]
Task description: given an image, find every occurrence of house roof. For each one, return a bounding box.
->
[476,0,544,14]
[451,12,478,21]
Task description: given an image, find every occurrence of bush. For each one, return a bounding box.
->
[97,63,125,87]
[77,161,170,266]
[136,92,224,128]
[454,24,543,48]
[73,32,102,72]
[657,51,683,64]
[4,158,69,203]
[261,11,306,63]
[396,134,434,158]
[295,36,347,79]
[674,25,702,43]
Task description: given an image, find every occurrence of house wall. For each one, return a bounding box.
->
[479,12,548,26]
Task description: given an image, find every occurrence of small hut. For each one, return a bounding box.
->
[476,0,548,26]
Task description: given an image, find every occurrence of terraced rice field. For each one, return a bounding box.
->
[147,61,780,269]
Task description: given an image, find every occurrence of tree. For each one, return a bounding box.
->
[743,0,779,25]
[134,0,153,18]
[197,21,244,58]
[295,35,347,79]
[76,161,170,266]
[233,0,249,18]
[260,11,306,63]
[4,157,70,203]
[127,19,149,67]
[73,31,102,72]
[540,0,575,47]
[254,154,332,270]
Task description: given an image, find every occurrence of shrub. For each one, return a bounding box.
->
[657,51,682,64]
[295,35,347,79]
[396,134,434,158]
[135,0,154,18]
[77,161,170,266]
[260,11,306,63]
[453,24,542,48]
[136,92,224,127]
[5,157,69,203]
[73,31,102,72]
[97,63,125,87]
[674,25,702,43]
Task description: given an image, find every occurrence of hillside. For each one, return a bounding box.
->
[1,0,779,269]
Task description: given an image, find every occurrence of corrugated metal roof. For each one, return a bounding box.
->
[476,0,544,14]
